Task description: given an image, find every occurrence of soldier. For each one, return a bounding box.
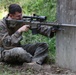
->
[0,4,58,65]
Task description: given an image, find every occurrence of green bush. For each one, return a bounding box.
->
[22,0,57,21]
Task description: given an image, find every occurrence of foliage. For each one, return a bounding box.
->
[22,0,57,21]
[0,0,19,10]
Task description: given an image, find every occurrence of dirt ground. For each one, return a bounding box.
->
[0,62,76,75]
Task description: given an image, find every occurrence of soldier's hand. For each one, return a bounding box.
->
[18,25,30,33]
[51,26,59,32]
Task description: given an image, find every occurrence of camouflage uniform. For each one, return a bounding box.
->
[0,17,55,64]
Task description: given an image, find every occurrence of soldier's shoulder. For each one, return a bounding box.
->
[0,18,6,31]
[0,17,6,26]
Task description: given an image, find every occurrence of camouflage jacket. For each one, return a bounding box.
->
[0,17,55,50]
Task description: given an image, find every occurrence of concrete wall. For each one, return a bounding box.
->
[56,0,76,71]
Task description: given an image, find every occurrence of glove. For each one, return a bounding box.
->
[51,26,60,32]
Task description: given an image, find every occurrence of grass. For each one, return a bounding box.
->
[0,63,34,75]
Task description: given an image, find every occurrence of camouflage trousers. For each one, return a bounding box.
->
[1,43,48,65]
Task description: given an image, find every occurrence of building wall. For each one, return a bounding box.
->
[56,0,76,71]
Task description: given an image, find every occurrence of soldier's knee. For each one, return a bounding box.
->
[1,50,11,62]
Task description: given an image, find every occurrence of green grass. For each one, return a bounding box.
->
[0,63,34,75]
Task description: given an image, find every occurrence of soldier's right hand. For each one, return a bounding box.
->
[17,25,30,33]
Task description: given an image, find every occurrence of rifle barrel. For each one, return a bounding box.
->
[39,22,76,27]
